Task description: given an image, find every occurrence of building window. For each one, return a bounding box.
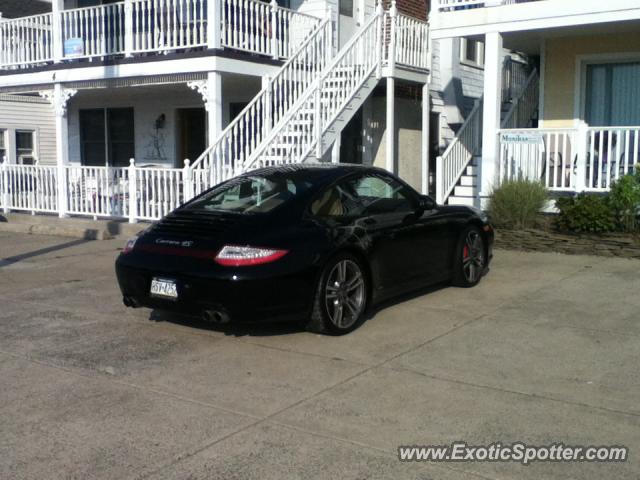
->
[16,130,35,164]
[585,61,640,126]
[339,0,354,17]
[80,108,135,167]
[0,130,6,162]
[460,38,484,67]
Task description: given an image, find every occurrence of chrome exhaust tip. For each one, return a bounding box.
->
[202,310,230,325]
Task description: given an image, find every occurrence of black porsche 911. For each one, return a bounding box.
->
[116,164,493,335]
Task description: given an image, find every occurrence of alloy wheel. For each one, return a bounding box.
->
[462,231,485,283]
[324,259,365,329]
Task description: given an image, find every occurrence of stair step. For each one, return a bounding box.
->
[466,166,478,176]
[447,196,476,207]
[454,185,477,197]
[459,176,477,187]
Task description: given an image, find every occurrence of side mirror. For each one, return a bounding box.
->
[418,195,437,211]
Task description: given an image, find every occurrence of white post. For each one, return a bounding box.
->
[124,0,134,57]
[183,159,193,202]
[315,79,323,160]
[331,137,341,164]
[385,77,395,173]
[52,0,64,63]
[1,157,9,213]
[375,2,383,80]
[0,13,5,67]
[421,83,430,195]
[128,158,137,223]
[270,0,279,60]
[480,31,504,202]
[206,72,223,146]
[264,75,273,134]
[51,84,74,218]
[207,0,221,49]
[435,155,443,204]
[388,1,397,76]
[574,122,588,193]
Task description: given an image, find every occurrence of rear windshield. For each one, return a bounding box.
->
[185,174,313,214]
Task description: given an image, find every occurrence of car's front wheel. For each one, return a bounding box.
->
[452,226,486,288]
[306,253,368,335]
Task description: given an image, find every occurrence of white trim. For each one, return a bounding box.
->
[538,38,546,128]
[574,52,640,126]
[0,56,282,90]
[430,0,640,39]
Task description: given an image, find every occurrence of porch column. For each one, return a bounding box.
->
[51,0,64,63]
[386,77,395,174]
[421,83,430,195]
[40,85,77,218]
[480,31,504,204]
[206,72,223,145]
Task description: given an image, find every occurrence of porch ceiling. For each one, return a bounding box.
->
[499,18,640,56]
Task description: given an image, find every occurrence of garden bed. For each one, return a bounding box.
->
[495,228,640,259]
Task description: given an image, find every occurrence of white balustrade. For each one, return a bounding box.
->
[585,127,640,192]
[134,166,185,220]
[392,13,429,70]
[434,0,537,12]
[60,3,126,59]
[436,101,483,204]
[65,165,129,216]
[0,13,54,68]
[190,18,332,186]
[2,163,58,213]
[501,68,539,129]
[131,0,207,53]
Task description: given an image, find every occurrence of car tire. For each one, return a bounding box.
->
[452,226,486,288]
[306,252,368,335]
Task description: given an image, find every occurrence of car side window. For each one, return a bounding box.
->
[346,174,416,215]
[310,182,363,218]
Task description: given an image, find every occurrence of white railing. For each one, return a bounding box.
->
[0,13,54,68]
[66,165,130,217]
[434,0,538,12]
[3,163,59,213]
[0,159,195,222]
[435,100,483,203]
[189,18,332,188]
[0,0,322,69]
[61,3,126,59]
[501,68,539,129]
[390,13,429,70]
[498,126,640,193]
[131,0,207,53]
[245,11,382,171]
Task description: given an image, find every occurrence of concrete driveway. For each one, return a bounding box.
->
[1,231,638,479]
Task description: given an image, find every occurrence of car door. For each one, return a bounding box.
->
[344,173,428,292]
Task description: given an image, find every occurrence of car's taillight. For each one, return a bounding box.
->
[214,245,288,266]
[122,237,138,254]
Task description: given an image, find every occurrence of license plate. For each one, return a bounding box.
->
[150,277,178,299]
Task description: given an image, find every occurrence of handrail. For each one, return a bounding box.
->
[436,100,483,203]
[242,11,382,172]
[189,17,332,189]
[501,68,539,129]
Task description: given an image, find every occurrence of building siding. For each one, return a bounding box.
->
[0,94,56,164]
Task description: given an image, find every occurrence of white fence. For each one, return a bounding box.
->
[499,126,640,193]
[0,0,321,69]
[389,13,430,70]
[0,13,54,67]
[0,160,196,223]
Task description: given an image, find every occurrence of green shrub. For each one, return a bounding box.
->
[607,167,640,232]
[488,179,548,229]
[556,194,616,234]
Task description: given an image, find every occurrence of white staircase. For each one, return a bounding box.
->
[187,6,428,187]
[438,68,540,206]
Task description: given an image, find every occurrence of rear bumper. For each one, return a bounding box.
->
[115,258,317,323]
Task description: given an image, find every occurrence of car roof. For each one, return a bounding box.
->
[241,163,384,184]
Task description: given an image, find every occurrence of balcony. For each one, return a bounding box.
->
[0,0,321,71]
[434,0,538,12]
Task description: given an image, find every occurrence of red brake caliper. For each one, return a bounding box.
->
[463,245,470,260]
